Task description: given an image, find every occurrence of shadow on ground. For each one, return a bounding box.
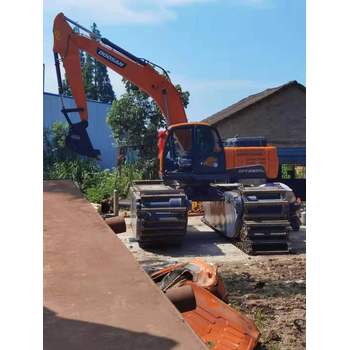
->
[289,228,306,254]
[44,307,178,350]
[224,273,306,301]
[139,225,231,257]
[140,225,306,258]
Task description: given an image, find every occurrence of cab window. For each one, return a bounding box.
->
[195,126,222,154]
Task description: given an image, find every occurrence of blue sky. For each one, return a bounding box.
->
[43,0,305,121]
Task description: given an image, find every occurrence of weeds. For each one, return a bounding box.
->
[43,122,143,204]
[254,308,267,330]
[269,344,281,350]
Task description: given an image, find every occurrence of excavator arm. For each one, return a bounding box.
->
[53,13,187,157]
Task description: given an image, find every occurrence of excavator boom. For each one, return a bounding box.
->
[53,13,187,157]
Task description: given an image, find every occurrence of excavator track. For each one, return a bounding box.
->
[203,183,292,255]
[238,186,291,254]
[130,180,188,247]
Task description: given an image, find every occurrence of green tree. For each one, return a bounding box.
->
[43,122,142,204]
[62,24,115,102]
[83,53,97,100]
[91,23,115,103]
[107,79,190,179]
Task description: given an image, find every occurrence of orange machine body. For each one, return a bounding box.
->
[224,146,279,179]
[158,124,279,179]
[54,13,279,181]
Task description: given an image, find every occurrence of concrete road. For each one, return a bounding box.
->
[118,216,306,267]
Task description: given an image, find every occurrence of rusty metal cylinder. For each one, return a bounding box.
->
[105,216,126,234]
[165,285,196,313]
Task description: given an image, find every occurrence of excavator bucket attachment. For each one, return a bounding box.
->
[65,121,101,159]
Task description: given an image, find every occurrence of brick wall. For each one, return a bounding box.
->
[214,86,306,147]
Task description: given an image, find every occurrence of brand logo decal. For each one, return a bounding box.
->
[97,48,126,68]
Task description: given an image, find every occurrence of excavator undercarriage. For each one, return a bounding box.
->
[129,179,298,255]
[130,180,189,247]
[202,183,296,255]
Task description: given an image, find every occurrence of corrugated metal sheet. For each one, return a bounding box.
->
[43,92,117,169]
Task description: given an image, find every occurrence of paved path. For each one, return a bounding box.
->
[119,216,306,267]
[44,181,206,350]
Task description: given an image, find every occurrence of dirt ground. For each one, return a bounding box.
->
[119,215,306,350]
[221,256,305,350]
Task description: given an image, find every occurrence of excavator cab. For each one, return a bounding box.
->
[162,123,227,183]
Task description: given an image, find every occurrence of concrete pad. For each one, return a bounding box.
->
[119,217,306,268]
[44,180,206,350]
[119,216,251,267]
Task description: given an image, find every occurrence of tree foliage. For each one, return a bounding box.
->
[43,121,99,184]
[62,24,115,103]
[43,122,142,203]
[107,79,190,179]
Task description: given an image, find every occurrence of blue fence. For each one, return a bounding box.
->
[43,92,117,169]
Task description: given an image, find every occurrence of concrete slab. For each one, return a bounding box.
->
[44,180,206,350]
[119,216,251,267]
[119,216,306,268]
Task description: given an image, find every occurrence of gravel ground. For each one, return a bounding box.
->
[118,215,306,349]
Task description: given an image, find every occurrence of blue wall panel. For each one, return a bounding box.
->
[43,92,117,169]
[277,147,306,165]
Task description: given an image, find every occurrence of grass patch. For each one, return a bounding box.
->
[254,308,267,330]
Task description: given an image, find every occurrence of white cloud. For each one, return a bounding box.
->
[164,0,214,5]
[44,0,268,25]
[44,0,209,24]
[107,68,126,97]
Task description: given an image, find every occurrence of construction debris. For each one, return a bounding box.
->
[105,216,126,234]
[148,258,260,350]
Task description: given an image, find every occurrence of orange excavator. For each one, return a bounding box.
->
[53,13,298,255]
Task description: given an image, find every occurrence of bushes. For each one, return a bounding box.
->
[115,164,143,198]
[44,159,99,185]
[43,122,142,204]
[43,121,100,187]
[83,165,143,203]
[83,169,117,203]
